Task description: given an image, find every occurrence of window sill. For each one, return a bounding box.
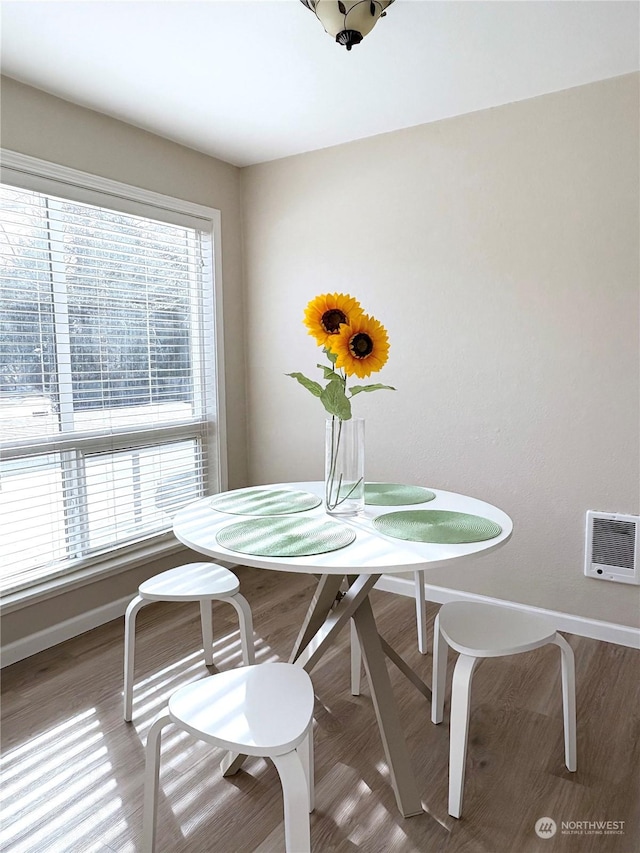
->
[0,535,187,614]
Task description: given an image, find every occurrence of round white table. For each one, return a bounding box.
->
[173,481,513,818]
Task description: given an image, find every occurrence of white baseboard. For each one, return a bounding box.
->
[0,595,132,667]
[375,575,640,649]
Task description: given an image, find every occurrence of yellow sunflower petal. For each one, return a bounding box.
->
[303,292,363,347]
[330,313,390,379]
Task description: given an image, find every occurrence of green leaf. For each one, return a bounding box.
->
[317,364,342,381]
[323,347,338,365]
[286,372,323,397]
[349,383,396,396]
[320,380,352,419]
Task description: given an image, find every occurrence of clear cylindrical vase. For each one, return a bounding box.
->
[325,417,365,516]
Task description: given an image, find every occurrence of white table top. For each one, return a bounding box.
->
[173,481,513,576]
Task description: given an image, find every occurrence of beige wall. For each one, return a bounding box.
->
[0,77,248,646]
[241,74,640,628]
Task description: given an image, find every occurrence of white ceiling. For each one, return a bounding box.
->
[1,1,638,167]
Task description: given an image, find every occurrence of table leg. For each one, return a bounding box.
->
[220,749,245,777]
[352,596,424,818]
[294,574,379,671]
[414,569,428,654]
[380,638,432,702]
[289,574,345,664]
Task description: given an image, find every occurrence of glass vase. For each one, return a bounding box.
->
[325,416,365,516]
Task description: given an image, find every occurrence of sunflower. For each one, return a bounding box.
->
[303,292,363,347]
[329,313,390,379]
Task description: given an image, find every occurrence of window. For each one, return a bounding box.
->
[0,154,224,595]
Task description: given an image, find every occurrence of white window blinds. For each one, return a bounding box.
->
[0,177,220,594]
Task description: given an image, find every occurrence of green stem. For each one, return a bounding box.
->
[325,416,342,510]
[325,414,363,511]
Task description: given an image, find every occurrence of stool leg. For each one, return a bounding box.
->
[142,711,171,853]
[298,726,315,812]
[431,612,447,724]
[227,593,255,665]
[350,618,362,696]
[200,600,214,666]
[414,570,428,654]
[123,595,147,722]
[448,653,479,819]
[271,751,311,853]
[553,633,577,772]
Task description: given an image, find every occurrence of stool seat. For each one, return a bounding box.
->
[438,601,557,658]
[143,663,315,852]
[169,663,315,756]
[139,562,240,601]
[124,562,254,721]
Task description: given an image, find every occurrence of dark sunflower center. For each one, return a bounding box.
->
[349,333,374,359]
[321,308,348,334]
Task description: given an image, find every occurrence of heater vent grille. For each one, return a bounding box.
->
[585,511,639,585]
[592,518,636,570]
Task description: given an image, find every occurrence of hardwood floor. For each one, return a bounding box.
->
[1,565,639,852]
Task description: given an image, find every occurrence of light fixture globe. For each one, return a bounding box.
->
[300,0,395,50]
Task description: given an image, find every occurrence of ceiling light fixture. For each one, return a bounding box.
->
[300,0,395,51]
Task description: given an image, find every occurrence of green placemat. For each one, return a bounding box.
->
[365,483,436,506]
[210,487,321,516]
[373,510,502,544]
[216,516,356,557]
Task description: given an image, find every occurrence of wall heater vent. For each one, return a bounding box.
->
[584,511,640,585]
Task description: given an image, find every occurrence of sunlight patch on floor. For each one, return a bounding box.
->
[0,707,127,852]
[1,707,96,765]
[23,783,122,853]
[2,741,108,817]
[2,715,102,787]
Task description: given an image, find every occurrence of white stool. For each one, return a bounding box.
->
[432,601,577,818]
[124,562,255,721]
[414,569,429,654]
[143,662,315,853]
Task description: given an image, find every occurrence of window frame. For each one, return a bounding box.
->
[0,150,228,610]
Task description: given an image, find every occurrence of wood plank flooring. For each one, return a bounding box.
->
[1,565,639,852]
